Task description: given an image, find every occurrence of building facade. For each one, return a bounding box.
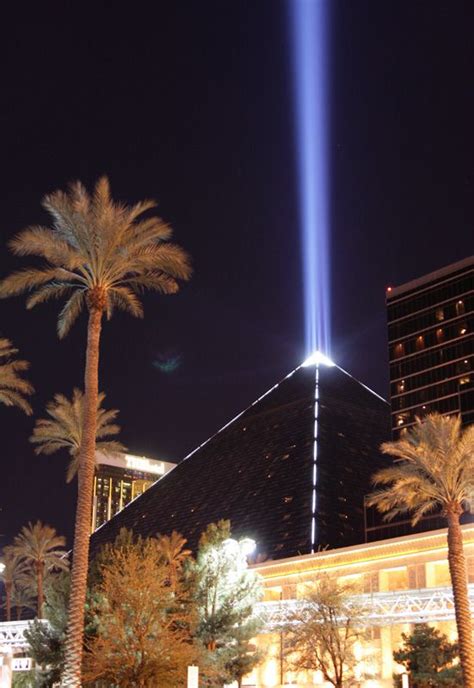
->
[249,525,474,687]
[92,452,176,531]
[1,526,471,685]
[91,356,391,557]
[387,256,473,437]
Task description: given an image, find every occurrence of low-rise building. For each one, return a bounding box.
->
[249,525,474,687]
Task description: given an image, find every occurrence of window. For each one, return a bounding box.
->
[415,335,425,351]
[396,413,409,427]
[436,307,445,321]
[456,299,465,316]
[380,567,408,591]
[338,574,363,590]
[263,586,282,602]
[426,561,451,587]
[436,327,445,343]
[394,342,405,358]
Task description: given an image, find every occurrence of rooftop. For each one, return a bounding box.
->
[387,255,473,300]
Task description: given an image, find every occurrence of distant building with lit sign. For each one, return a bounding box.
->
[92,452,176,532]
[387,256,473,437]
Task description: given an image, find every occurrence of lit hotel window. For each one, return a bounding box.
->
[460,323,468,335]
[456,359,471,374]
[459,376,471,386]
[415,335,425,351]
[396,380,405,394]
[436,327,444,343]
[394,342,405,358]
[456,300,465,316]
[435,307,444,321]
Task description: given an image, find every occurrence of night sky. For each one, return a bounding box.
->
[0,1,472,547]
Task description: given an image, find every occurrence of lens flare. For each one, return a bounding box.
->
[289,0,331,356]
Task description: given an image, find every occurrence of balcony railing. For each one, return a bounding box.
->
[257,584,474,629]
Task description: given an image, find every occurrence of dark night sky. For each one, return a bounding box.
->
[0,1,472,546]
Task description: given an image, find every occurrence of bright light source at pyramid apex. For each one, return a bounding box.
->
[302,350,335,368]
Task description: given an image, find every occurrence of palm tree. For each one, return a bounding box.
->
[11,584,36,621]
[367,413,474,688]
[0,338,33,414]
[30,388,125,483]
[0,546,27,621]
[11,522,68,619]
[0,177,191,685]
[156,531,192,591]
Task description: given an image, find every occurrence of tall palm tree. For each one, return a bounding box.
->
[156,531,192,591]
[367,413,474,688]
[11,521,68,618]
[0,177,191,685]
[0,338,33,414]
[0,546,27,621]
[30,388,125,483]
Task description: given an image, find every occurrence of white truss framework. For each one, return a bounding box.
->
[0,620,43,650]
[258,584,474,629]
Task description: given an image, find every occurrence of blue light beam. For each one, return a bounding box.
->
[289,0,331,356]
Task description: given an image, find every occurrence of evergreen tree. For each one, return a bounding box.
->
[192,520,264,686]
[24,571,70,687]
[393,623,461,687]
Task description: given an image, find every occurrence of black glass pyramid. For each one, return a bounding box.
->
[91,356,391,561]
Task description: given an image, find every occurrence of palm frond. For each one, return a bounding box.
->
[0,268,65,298]
[26,284,75,309]
[31,388,125,482]
[123,274,180,294]
[369,413,474,525]
[57,290,86,339]
[11,522,69,575]
[106,287,144,319]
[1,177,191,338]
[9,226,83,268]
[0,339,18,358]
[0,338,33,415]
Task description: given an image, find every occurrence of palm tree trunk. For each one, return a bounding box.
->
[5,583,11,622]
[62,306,102,687]
[37,564,44,618]
[446,508,474,688]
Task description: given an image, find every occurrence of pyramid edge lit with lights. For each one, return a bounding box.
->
[91,352,391,562]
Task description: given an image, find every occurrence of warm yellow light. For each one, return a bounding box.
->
[262,658,279,686]
[255,526,474,581]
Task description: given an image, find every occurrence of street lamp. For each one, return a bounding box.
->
[239,537,256,557]
[222,537,256,556]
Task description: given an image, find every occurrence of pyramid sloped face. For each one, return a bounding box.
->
[316,366,391,548]
[91,364,391,561]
